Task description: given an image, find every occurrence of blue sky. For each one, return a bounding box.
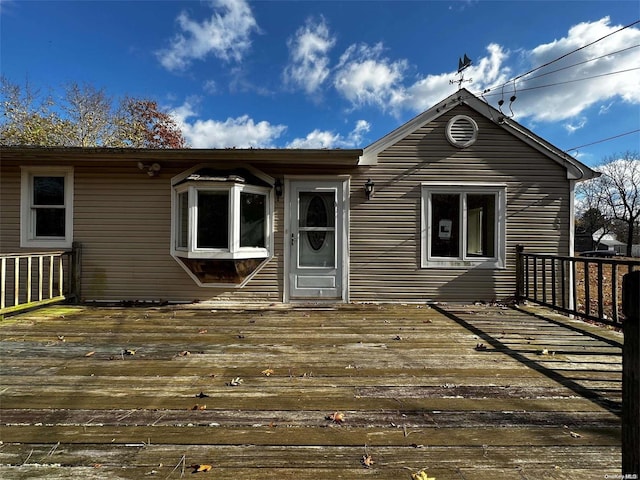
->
[1,0,639,166]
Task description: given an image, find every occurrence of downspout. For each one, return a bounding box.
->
[568,179,577,312]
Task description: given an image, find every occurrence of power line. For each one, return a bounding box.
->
[521,44,640,83]
[475,19,640,97]
[479,67,640,98]
[565,129,640,152]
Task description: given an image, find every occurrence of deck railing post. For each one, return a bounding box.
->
[515,245,524,303]
[70,242,82,302]
[622,270,639,476]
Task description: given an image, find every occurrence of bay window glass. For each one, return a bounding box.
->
[240,192,266,248]
[197,191,229,249]
[177,191,189,249]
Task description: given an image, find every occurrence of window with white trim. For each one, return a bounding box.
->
[421,184,505,268]
[170,167,274,287]
[20,166,74,249]
[173,182,271,260]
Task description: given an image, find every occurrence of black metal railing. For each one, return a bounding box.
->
[516,245,640,327]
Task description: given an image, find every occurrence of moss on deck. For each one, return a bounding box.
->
[0,303,623,479]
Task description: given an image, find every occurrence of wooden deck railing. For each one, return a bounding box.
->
[0,243,80,318]
[516,245,640,328]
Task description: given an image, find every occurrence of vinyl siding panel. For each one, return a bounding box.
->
[348,105,571,303]
[1,158,356,303]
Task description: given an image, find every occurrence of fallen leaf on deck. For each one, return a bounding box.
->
[261,368,274,376]
[411,470,436,480]
[198,329,208,334]
[85,351,96,357]
[361,454,374,468]
[178,350,191,356]
[227,377,243,386]
[569,431,582,438]
[123,349,135,356]
[195,391,209,398]
[191,404,207,410]
[326,411,345,423]
[190,463,213,473]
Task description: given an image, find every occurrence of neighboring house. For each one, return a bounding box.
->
[0,89,598,304]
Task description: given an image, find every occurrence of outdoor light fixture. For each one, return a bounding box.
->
[364,178,375,199]
[274,178,283,199]
[138,161,161,177]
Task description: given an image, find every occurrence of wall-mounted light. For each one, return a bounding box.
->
[138,161,161,177]
[274,178,283,199]
[364,178,375,200]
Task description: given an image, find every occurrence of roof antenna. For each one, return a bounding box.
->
[450,53,473,90]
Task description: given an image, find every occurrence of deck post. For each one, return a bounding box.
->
[515,245,524,303]
[622,270,639,476]
[70,242,82,302]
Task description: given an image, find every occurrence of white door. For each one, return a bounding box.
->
[287,180,347,301]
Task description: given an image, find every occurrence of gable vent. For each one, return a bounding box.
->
[446,115,478,148]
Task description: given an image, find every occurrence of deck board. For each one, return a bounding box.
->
[0,303,623,479]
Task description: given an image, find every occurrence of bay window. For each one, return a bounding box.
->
[421,184,505,268]
[173,183,271,259]
[171,167,274,287]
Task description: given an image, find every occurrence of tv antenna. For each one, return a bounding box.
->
[450,54,472,89]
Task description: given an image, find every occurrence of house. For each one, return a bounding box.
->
[0,89,598,305]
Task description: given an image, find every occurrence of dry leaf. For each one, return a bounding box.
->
[361,454,374,468]
[190,463,213,472]
[195,391,209,398]
[198,329,208,334]
[569,431,582,438]
[123,349,135,356]
[411,471,436,480]
[326,411,345,423]
[227,377,243,386]
[191,404,207,410]
[261,368,274,377]
[178,350,191,357]
[85,351,96,357]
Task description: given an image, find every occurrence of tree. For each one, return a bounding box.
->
[0,76,73,146]
[63,82,118,147]
[0,77,187,148]
[117,98,186,149]
[576,207,610,249]
[577,152,640,256]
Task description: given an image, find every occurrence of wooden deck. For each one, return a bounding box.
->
[0,303,623,479]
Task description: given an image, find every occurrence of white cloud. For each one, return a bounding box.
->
[156,0,259,71]
[508,17,640,122]
[395,43,511,114]
[287,119,370,148]
[564,117,587,134]
[333,43,408,111]
[172,101,286,148]
[284,16,336,95]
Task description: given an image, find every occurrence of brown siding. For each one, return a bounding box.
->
[349,105,571,303]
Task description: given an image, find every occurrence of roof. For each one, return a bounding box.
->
[0,147,363,167]
[359,88,599,181]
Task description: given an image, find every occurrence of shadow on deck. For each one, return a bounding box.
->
[0,303,623,479]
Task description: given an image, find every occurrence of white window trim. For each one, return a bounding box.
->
[20,166,74,249]
[171,182,273,261]
[421,183,506,269]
